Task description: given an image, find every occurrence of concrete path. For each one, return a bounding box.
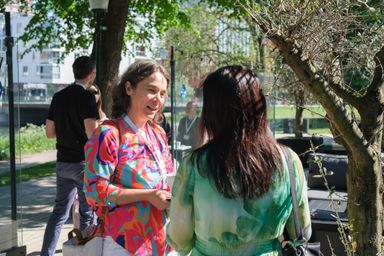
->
[0,176,72,255]
[0,150,57,175]
[0,150,72,255]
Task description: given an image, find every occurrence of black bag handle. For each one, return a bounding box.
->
[282,147,304,241]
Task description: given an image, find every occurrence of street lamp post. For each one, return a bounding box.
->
[170,46,175,159]
[89,0,109,86]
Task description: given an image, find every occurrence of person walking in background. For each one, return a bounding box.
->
[71,84,108,229]
[177,101,200,149]
[167,65,311,255]
[41,56,99,256]
[84,59,174,255]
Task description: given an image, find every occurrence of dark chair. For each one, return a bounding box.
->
[306,153,349,256]
[307,153,348,191]
[277,136,324,168]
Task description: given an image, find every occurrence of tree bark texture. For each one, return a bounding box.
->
[99,1,130,115]
[294,89,306,138]
[261,30,384,255]
[294,105,304,138]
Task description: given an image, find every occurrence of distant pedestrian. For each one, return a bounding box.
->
[177,101,200,149]
[41,56,99,256]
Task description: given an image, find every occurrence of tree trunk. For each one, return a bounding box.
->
[257,36,265,72]
[294,89,306,138]
[294,106,304,138]
[247,23,265,72]
[260,33,384,255]
[99,1,130,115]
[347,148,383,255]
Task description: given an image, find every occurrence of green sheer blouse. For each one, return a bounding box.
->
[166,147,311,256]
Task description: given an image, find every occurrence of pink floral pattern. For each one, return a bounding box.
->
[84,117,174,255]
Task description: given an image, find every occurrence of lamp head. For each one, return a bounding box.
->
[89,0,109,12]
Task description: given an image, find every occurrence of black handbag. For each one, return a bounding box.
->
[282,147,321,256]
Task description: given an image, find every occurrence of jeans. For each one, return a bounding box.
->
[41,161,94,256]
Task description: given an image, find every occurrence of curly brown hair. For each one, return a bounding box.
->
[111,59,169,119]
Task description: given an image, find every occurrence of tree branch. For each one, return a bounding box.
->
[366,45,384,96]
[327,81,362,108]
[267,32,365,150]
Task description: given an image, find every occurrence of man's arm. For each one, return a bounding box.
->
[45,119,56,138]
[84,118,97,138]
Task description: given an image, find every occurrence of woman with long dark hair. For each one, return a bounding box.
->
[86,84,108,123]
[167,65,311,255]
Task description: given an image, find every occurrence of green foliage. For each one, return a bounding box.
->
[165,2,260,91]
[0,161,56,187]
[19,0,92,56]
[344,66,372,92]
[341,1,384,91]
[17,0,190,56]
[0,124,56,160]
[267,105,326,119]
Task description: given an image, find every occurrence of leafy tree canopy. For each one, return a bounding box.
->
[1,0,190,56]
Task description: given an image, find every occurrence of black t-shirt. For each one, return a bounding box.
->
[47,83,99,162]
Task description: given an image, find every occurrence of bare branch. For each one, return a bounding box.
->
[268,34,365,149]
[366,45,384,95]
[327,81,362,108]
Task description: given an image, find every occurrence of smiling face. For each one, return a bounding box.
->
[125,71,168,129]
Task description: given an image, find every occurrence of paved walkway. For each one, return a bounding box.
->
[0,150,57,174]
[0,150,72,255]
[0,133,321,254]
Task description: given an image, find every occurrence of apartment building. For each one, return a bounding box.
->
[0,12,160,96]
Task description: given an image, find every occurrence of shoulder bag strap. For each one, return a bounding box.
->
[282,147,304,241]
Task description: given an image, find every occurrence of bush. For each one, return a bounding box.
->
[0,124,56,160]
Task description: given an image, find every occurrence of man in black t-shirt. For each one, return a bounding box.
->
[41,56,99,256]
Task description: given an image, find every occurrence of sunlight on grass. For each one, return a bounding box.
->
[0,124,56,160]
[0,161,56,187]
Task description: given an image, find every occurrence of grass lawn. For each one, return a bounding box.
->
[309,127,332,135]
[267,105,327,119]
[0,161,56,187]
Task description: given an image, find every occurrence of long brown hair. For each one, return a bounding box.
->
[87,84,103,115]
[111,59,169,119]
[194,65,282,199]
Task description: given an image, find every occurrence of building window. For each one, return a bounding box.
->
[39,66,52,79]
[40,51,62,63]
[40,51,49,62]
[135,45,146,57]
[23,66,28,76]
[51,51,61,63]
[52,66,60,79]
[0,23,5,37]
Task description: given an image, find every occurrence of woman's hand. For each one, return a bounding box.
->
[147,189,171,210]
